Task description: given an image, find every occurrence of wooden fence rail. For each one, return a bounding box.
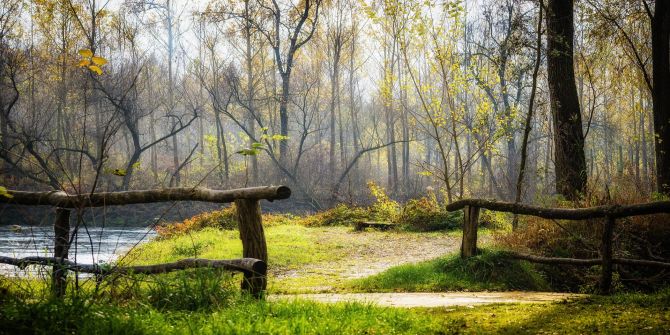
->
[446,199,670,294]
[0,186,291,298]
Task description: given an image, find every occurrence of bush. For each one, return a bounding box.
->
[298,204,373,226]
[399,196,462,231]
[366,181,401,222]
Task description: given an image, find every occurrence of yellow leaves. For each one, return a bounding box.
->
[88,65,103,75]
[0,186,13,199]
[77,49,108,76]
[92,56,107,66]
[78,49,93,58]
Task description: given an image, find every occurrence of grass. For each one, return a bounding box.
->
[352,249,551,292]
[425,289,670,334]
[1,289,669,334]
[121,223,466,294]
[123,225,349,271]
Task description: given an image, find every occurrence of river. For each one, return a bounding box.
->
[0,224,156,277]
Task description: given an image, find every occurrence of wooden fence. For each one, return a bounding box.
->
[446,199,670,294]
[0,186,291,298]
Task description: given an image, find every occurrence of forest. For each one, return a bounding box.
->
[1,0,670,334]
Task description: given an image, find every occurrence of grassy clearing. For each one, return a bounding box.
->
[124,225,348,271]
[122,223,463,294]
[352,249,550,292]
[1,288,668,334]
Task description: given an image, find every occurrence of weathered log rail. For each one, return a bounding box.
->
[0,256,266,276]
[446,199,670,294]
[0,186,291,298]
[0,186,291,207]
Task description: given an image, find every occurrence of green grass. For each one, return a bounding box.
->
[123,225,348,271]
[426,289,670,334]
[1,290,669,334]
[352,249,551,292]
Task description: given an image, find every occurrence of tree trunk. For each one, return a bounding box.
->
[234,199,267,297]
[652,0,670,194]
[279,73,290,164]
[546,0,587,200]
[461,205,480,258]
[329,50,340,178]
[52,208,70,297]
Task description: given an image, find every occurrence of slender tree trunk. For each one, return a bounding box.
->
[244,0,258,184]
[279,73,290,164]
[329,50,340,177]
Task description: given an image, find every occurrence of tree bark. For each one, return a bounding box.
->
[2,186,291,207]
[460,205,480,258]
[235,199,267,297]
[52,208,70,297]
[546,0,587,199]
[652,0,670,194]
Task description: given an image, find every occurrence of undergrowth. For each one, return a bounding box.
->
[301,182,463,231]
[155,204,295,239]
[497,180,670,293]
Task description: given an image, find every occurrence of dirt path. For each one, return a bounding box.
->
[271,229,473,292]
[270,292,583,308]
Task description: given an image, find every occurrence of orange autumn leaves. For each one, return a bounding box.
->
[77,49,107,75]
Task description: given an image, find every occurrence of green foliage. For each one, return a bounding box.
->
[399,195,462,231]
[353,249,550,292]
[478,209,512,230]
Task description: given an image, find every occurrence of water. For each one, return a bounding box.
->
[0,224,156,277]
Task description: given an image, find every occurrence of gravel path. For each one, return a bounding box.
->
[270,292,583,308]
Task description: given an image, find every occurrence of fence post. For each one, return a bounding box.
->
[234,199,267,298]
[599,215,616,294]
[461,205,480,259]
[52,208,71,297]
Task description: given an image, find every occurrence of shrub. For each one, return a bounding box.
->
[399,195,462,231]
[367,181,401,222]
[298,204,373,226]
